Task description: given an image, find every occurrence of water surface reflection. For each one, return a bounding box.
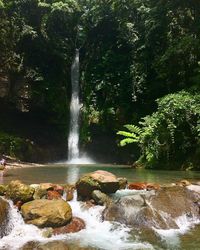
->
[1,164,200,185]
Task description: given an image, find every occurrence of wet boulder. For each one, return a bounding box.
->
[33,187,47,200]
[187,184,200,194]
[151,186,199,218]
[53,217,85,235]
[0,197,9,238]
[76,170,120,200]
[0,184,7,196]
[38,183,64,195]
[63,185,75,201]
[103,186,200,230]
[21,241,69,250]
[91,190,112,206]
[6,180,34,203]
[117,178,127,189]
[176,179,191,187]
[22,241,96,250]
[21,199,72,228]
[32,183,64,200]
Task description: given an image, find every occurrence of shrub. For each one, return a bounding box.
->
[117,91,200,169]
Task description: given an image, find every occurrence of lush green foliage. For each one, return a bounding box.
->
[118,91,200,169]
[0,0,200,164]
[0,131,35,160]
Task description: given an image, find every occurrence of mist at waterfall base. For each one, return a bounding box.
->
[1,189,200,250]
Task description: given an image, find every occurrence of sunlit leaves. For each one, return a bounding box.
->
[118,91,200,169]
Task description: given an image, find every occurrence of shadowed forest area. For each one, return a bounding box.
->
[0,0,200,168]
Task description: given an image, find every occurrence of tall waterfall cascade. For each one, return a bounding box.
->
[68,49,81,161]
[67,49,94,164]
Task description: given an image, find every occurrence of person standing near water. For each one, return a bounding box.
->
[0,158,6,170]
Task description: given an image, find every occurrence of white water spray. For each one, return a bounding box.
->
[67,192,153,250]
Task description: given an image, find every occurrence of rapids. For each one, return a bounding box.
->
[1,190,200,250]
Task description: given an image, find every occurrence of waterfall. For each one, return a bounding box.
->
[68,49,81,161]
[67,49,94,164]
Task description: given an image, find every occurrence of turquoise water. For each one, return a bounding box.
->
[1,164,200,185]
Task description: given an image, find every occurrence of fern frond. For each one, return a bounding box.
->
[117,131,138,138]
[120,138,138,146]
[124,124,142,134]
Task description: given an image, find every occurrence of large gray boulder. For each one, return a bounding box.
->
[103,186,200,230]
[76,170,120,200]
[21,199,72,228]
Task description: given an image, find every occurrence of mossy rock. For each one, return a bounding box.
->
[76,170,120,200]
[0,185,7,196]
[6,180,34,202]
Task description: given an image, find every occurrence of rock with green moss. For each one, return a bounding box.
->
[91,190,112,206]
[0,185,7,196]
[33,187,48,200]
[6,180,34,202]
[117,177,127,189]
[76,170,120,200]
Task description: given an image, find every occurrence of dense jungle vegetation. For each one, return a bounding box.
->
[0,0,200,168]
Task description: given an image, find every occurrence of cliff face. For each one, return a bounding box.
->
[0,72,67,163]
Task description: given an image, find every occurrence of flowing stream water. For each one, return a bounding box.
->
[1,189,200,250]
[1,166,200,249]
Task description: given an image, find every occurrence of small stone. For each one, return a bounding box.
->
[177,179,191,187]
[128,182,146,190]
[53,217,85,235]
[42,228,53,238]
[47,190,62,200]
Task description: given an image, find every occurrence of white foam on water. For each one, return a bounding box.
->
[112,189,154,199]
[0,198,153,250]
[67,156,95,165]
[154,214,200,249]
[67,193,154,250]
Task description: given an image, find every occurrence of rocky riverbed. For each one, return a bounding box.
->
[0,170,200,250]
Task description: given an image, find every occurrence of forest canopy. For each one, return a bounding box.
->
[0,0,200,167]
